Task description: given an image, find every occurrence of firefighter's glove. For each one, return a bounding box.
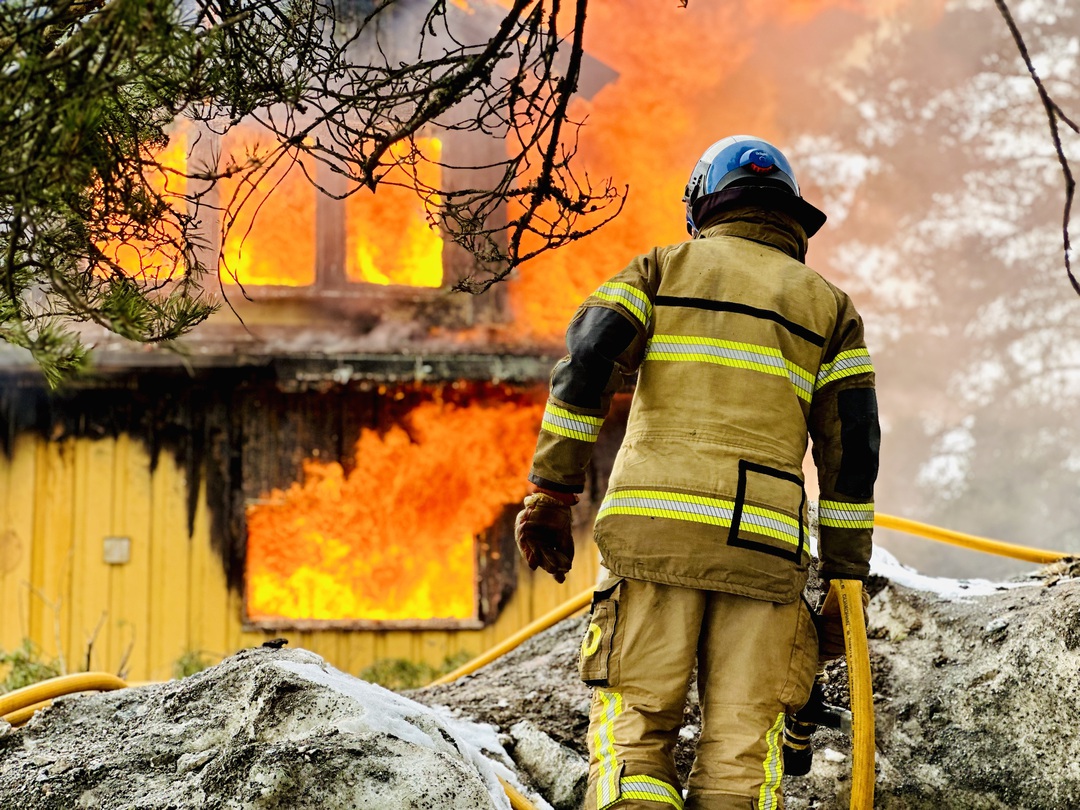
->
[817,583,871,662]
[514,492,574,583]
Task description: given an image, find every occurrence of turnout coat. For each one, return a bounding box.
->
[529,207,880,604]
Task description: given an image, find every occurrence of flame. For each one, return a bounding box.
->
[218,128,317,287]
[245,394,542,622]
[507,0,945,339]
[346,138,444,287]
[98,127,189,281]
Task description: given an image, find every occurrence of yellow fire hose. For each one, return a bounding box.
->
[823,579,875,810]
[498,775,538,810]
[0,672,128,726]
[429,587,594,810]
[875,513,1068,564]
[429,586,594,686]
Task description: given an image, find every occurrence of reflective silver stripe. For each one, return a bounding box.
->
[598,490,806,549]
[646,335,814,403]
[594,282,652,330]
[541,402,603,442]
[816,348,874,389]
[619,775,684,808]
[758,713,785,810]
[595,690,623,809]
[819,500,875,529]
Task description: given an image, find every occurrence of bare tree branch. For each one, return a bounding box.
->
[995,0,1079,296]
[0,0,621,382]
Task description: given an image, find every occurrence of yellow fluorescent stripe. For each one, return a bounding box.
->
[820,500,875,529]
[594,282,652,328]
[651,334,783,354]
[742,503,802,530]
[817,348,874,388]
[620,776,684,809]
[820,500,875,511]
[607,489,735,508]
[646,335,814,403]
[601,281,652,314]
[546,403,604,426]
[785,360,816,386]
[599,491,808,549]
[818,364,874,387]
[542,421,600,442]
[647,351,787,378]
[596,690,623,809]
[758,713,785,810]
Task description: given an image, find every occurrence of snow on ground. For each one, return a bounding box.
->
[869,544,1039,598]
[272,656,552,810]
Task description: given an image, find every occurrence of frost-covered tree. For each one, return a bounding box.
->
[787,0,1080,570]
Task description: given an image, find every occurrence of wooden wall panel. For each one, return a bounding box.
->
[0,432,603,684]
[31,439,76,669]
[0,434,36,647]
[147,450,192,681]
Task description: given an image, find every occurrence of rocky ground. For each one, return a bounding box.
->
[2,558,1079,809]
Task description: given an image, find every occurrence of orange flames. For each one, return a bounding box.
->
[214,130,444,289]
[346,138,445,287]
[245,394,542,623]
[507,0,945,339]
[218,128,317,287]
[99,127,189,280]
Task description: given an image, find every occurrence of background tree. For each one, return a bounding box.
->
[0,0,621,384]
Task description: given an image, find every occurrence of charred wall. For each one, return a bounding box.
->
[0,358,625,628]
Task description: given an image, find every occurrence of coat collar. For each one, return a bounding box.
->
[696,207,809,262]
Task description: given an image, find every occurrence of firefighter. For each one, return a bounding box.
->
[514,135,879,810]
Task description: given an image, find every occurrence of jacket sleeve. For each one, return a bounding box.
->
[528,252,658,493]
[808,290,880,580]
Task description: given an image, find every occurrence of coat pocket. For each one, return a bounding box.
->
[779,596,819,712]
[579,577,623,687]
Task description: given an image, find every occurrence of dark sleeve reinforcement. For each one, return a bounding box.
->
[835,387,880,499]
[808,291,878,581]
[528,255,656,494]
[551,308,640,410]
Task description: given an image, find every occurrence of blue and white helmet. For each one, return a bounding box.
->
[682,135,825,238]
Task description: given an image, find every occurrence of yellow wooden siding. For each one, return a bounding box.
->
[0,433,600,683]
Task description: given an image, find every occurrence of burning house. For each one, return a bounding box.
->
[0,2,622,683]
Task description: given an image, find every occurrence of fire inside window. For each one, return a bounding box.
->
[242,392,542,629]
[217,132,445,291]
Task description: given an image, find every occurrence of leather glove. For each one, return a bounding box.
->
[817,581,870,662]
[514,492,574,583]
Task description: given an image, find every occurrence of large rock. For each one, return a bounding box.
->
[792,564,1080,810]
[0,646,542,810]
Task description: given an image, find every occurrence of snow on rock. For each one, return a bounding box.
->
[0,646,543,810]
[508,720,588,810]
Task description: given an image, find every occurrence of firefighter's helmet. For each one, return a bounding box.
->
[683,135,826,238]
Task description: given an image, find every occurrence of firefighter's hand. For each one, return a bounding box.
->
[817,582,870,662]
[514,492,575,583]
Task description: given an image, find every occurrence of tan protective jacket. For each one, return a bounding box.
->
[529,207,879,603]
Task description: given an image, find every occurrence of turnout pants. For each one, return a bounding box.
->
[580,577,817,810]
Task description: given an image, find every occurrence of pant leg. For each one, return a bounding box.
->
[583,577,706,810]
[686,593,817,810]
